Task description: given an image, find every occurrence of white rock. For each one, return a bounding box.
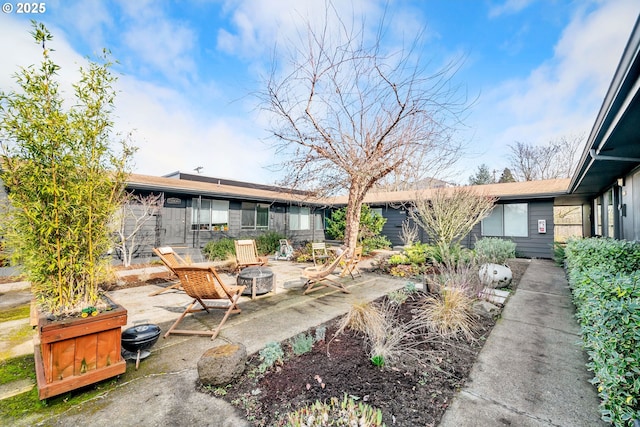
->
[479,263,513,288]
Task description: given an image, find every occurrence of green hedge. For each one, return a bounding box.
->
[565,238,640,425]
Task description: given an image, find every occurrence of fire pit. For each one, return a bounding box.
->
[121,324,161,369]
[237,266,274,299]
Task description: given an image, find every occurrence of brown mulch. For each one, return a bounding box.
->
[207,259,530,426]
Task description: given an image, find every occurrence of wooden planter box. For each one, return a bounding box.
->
[33,302,127,400]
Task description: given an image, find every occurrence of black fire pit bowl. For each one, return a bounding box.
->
[121,324,161,369]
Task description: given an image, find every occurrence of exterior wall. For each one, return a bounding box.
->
[622,168,640,241]
[119,192,322,261]
[377,199,556,259]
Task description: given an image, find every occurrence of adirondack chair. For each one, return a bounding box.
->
[164,265,245,341]
[149,246,188,296]
[234,239,268,272]
[302,251,348,295]
[340,246,363,279]
[311,242,330,266]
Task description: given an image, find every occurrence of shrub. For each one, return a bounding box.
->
[257,341,284,373]
[289,333,314,356]
[256,231,286,256]
[404,242,434,264]
[203,238,235,261]
[565,238,640,425]
[474,237,516,265]
[279,394,384,426]
[361,235,391,254]
[325,204,390,254]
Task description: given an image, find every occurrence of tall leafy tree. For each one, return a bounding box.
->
[498,168,516,183]
[468,163,495,185]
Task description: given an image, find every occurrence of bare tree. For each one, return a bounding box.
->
[507,134,584,181]
[113,192,162,267]
[259,3,468,254]
[410,187,496,254]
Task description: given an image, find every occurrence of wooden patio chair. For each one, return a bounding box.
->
[164,266,245,341]
[311,242,330,266]
[340,246,363,279]
[302,251,348,295]
[149,246,188,296]
[234,239,268,272]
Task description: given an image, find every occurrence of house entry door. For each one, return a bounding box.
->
[162,206,186,246]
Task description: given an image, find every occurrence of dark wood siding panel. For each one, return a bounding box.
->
[380,200,556,259]
[377,206,408,247]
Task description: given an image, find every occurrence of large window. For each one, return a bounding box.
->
[482,203,528,237]
[191,198,229,231]
[290,206,311,230]
[241,202,269,229]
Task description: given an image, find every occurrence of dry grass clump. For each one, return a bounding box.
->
[333,300,425,368]
[419,286,478,340]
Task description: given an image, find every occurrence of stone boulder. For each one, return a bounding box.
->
[473,300,500,319]
[479,263,513,288]
[197,343,247,386]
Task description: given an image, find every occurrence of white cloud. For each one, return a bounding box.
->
[461,0,640,178]
[488,0,535,18]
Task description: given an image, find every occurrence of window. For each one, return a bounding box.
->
[290,206,310,230]
[482,203,528,237]
[314,209,325,231]
[241,202,269,229]
[191,198,229,231]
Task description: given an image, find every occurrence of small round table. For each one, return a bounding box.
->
[237,266,275,299]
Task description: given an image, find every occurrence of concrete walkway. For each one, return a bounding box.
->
[440,259,604,426]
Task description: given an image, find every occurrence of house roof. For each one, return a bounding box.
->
[569,15,640,196]
[328,178,571,205]
[126,173,570,207]
[126,173,320,205]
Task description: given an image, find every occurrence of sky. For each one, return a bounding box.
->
[1,0,639,186]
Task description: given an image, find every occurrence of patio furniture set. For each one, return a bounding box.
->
[149,240,363,342]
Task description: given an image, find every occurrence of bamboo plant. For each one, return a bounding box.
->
[0,22,134,316]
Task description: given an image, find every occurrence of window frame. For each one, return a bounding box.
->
[481,203,529,237]
[241,202,270,230]
[191,198,229,231]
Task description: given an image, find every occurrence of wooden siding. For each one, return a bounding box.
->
[378,199,556,259]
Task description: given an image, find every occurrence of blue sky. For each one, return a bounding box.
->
[1,0,639,185]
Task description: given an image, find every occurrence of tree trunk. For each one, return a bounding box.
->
[344,185,365,258]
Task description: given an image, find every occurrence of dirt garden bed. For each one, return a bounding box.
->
[208,259,530,426]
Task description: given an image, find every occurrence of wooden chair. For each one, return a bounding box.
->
[164,266,245,341]
[302,251,348,295]
[234,239,268,272]
[311,242,330,266]
[340,246,363,279]
[149,246,187,296]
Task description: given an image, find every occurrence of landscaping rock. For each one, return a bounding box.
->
[479,263,513,288]
[197,343,247,386]
[473,300,500,319]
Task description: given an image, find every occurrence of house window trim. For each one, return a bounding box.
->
[290,206,311,231]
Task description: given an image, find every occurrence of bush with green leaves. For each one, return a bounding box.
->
[256,231,286,256]
[474,237,516,265]
[279,394,384,426]
[202,238,236,261]
[289,333,314,356]
[257,341,285,373]
[325,205,390,254]
[565,238,640,425]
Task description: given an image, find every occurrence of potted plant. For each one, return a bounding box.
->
[0,23,134,399]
